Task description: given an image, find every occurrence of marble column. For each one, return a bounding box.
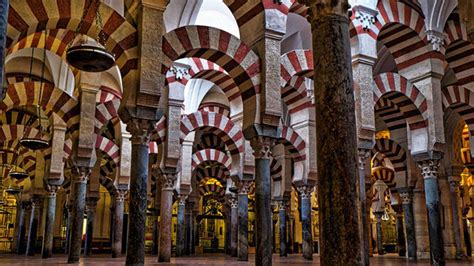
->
[26,197,41,256]
[152,181,160,255]
[399,188,417,260]
[358,149,370,265]
[230,197,238,257]
[68,168,90,263]
[185,202,194,255]
[112,190,126,258]
[416,159,444,265]
[64,204,72,254]
[288,215,294,254]
[375,212,384,255]
[158,173,176,262]
[237,181,251,261]
[17,201,29,255]
[278,199,288,257]
[395,208,406,257]
[250,136,275,266]
[448,177,464,259]
[176,195,187,257]
[125,119,152,266]
[309,1,361,264]
[42,185,59,258]
[461,204,472,257]
[298,185,314,260]
[85,197,98,256]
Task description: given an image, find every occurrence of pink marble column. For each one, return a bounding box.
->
[158,173,176,262]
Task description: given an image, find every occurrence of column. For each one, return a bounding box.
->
[68,168,90,263]
[26,197,41,256]
[250,136,275,266]
[176,194,187,257]
[185,202,194,255]
[297,185,314,260]
[288,215,294,254]
[125,119,152,266]
[374,212,384,255]
[237,181,251,261]
[448,177,464,259]
[230,197,238,257]
[64,203,72,254]
[17,201,29,255]
[308,1,362,264]
[42,185,59,258]
[152,183,160,255]
[394,207,406,257]
[358,149,370,265]
[158,173,176,262]
[112,190,126,258]
[461,204,472,256]
[85,197,98,256]
[278,199,288,257]
[399,188,417,260]
[416,159,444,265]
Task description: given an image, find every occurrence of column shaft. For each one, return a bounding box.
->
[310,3,361,264]
[396,212,406,257]
[112,192,125,258]
[176,197,186,257]
[17,203,28,255]
[375,214,384,255]
[299,188,313,260]
[278,202,287,257]
[230,199,238,257]
[358,150,370,265]
[42,187,58,258]
[403,200,417,260]
[238,192,249,261]
[68,172,88,263]
[158,175,175,262]
[26,198,40,256]
[85,199,97,256]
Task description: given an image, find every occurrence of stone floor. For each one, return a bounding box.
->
[0,253,472,265]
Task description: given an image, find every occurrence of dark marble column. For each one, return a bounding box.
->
[298,185,314,260]
[64,204,72,255]
[237,181,251,261]
[395,208,406,257]
[85,197,98,256]
[308,1,361,264]
[278,199,288,257]
[176,195,187,257]
[358,149,370,265]
[416,159,444,265]
[461,205,472,257]
[112,190,126,258]
[158,173,176,262]
[68,168,90,263]
[17,202,29,255]
[230,197,238,257]
[125,120,153,266]
[152,182,160,255]
[374,212,384,255]
[448,177,464,259]
[42,185,59,258]
[224,206,230,254]
[26,197,41,256]
[399,187,417,260]
[288,215,294,254]
[250,136,275,266]
[185,202,194,255]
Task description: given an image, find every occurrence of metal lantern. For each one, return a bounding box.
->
[66,35,115,72]
[8,166,29,180]
[5,186,21,195]
[19,137,49,151]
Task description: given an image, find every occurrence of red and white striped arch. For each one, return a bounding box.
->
[374,72,428,130]
[372,138,407,177]
[270,157,282,181]
[199,102,231,117]
[192,149,232,172]
[162,26,260,128]
[375,97,407,131]
[95,99,120,133]
[289,1,309,18]
[193,162,230,182]
[199,183,226,197]
[95,135,120,165]
[277,125,306,162]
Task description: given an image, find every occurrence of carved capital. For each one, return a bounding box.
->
[297,185,314,199]
[399,188,414,204]
[229,197,238,209]
[238,180,253,195]
[358,148,370,169]
[250,136,275,159]
[126,118,153,145]
[305,0,351,18]
[161,173,176,190]
[86,197,99,211]
[278,199,289,211]
[30,197,42,208]
[426,30,446,52]
[72,166,91,184]
[416,159,440,180]
[115,190,128,202]
[178,194,188,206]
[45,184,59,198]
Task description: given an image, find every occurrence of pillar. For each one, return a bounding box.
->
[42,185,59,258]
[237,181,251,261]
[152,182,160,255]
[68,168,90,263]
[288,215,294,254]
[297,185,314,260]
[0,0,8,98]
[448,177,464,259]
[185,202,194,255]
[374,212,384,255]
[250,136,275,266]
[125,119,152,266]
[308,1,361,264]
[17,201,29,255]
[85,197,98,256]
[278,199,288,257]
[26,197,41,256]
[64,203,72,255]
[230,197,238,257]
[158,173,176,262]
[394,206,406,257]
[413,187,430,259]
[461,205,472,256]
[358,149,370,265]
[416,159,444,265]
[399,188,417,260]
[112,190,126,258]
[176,194,187,257]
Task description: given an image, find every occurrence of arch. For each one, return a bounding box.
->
[193,161,230,183]
[280,49,314,86]
[7,1,139,83]
[95,98,120,133]
[162,26,260,129]
[270,157,282,181]
[95,135,120,165]
[277,125,306,162]
[192,149,232,173]
[193,132,226,152]
[0,82,80,136]
[375,96,407,131]
[289,1,309,19]
[374,72,428,129]
[372,138,407,174]
[199,182,226,197]
[0,150,36,174]
[282,76,312,115]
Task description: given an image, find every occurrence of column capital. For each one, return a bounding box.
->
[115,190,128,202]
[86,197,99,210]
[126,118,154,145]
[358,148,371,169]
[415,159,440,180]
[305,0,351,19]
[237,180,253,195]
[278,199,289,211]
[161,173,176,190]
[178,194,188,206]
[30,197,42,208]
[72,166,91,184]
[398,187,414,204]
[297,185,314,199]
[229,197,238,209]
[45,184,59,198]
[250,136,275,159]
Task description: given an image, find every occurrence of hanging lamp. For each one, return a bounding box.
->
[8,148,29,180]
[20,38,49,150]
[66,0,115,72]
